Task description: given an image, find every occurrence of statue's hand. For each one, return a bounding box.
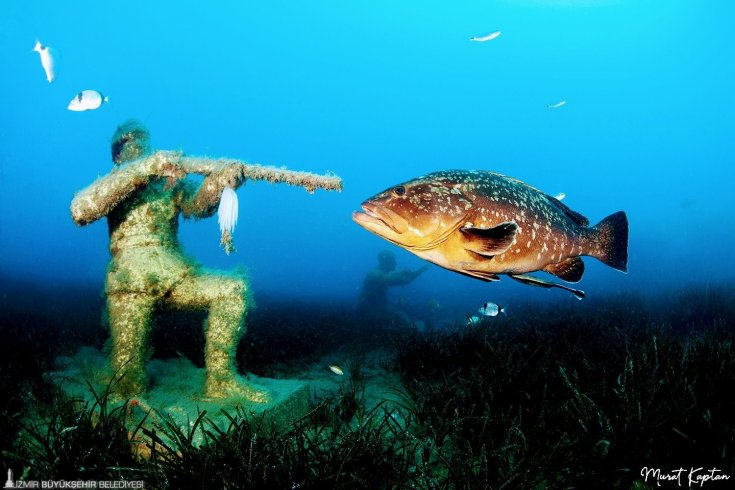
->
[411,266,428,279]
[218,163,244,189]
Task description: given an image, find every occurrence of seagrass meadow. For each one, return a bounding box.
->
[1,277,734,489]
[2,1,735,488]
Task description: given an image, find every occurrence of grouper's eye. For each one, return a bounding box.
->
[393,186,406,197]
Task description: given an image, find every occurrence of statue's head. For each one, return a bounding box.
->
[377,250,397,272]
[111,120,152,165]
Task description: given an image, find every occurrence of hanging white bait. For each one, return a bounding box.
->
[218,186,238,254]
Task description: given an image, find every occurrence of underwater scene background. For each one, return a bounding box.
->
[1,0,735,488]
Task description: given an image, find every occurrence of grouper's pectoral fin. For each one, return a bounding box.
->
[461,221,518,257]
[543,257,585,283]
[509,273,585,300]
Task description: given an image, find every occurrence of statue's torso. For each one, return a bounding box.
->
[358,271,390,307]
[108,180,181,250]
[105,180,193,295]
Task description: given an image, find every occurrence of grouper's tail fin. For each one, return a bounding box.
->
[591,211,628,272]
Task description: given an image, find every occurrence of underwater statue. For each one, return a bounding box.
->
[357,250,428,322]
[71,120,341,400]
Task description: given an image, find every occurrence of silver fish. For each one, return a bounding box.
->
[33,40,56,83]
[68,90,108,112]
[467,315,481,326]
[478,302,505,317]
[470,31,501,42]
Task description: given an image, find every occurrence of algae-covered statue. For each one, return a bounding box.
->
[357,250,427,322]
[71,120,341,400]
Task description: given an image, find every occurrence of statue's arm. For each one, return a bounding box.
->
[70,151,183,226]
[177,156,343,219]
[382,266,429,286]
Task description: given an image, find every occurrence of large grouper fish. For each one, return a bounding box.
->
[352,170,628,299]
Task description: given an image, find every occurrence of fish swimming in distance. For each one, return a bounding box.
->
[467,315,482,326]
[553,192,566,201]
[478,302,505,317]
[352,170,628,299]
[68,90,108,111]
[33,40,56,83]
[329,365,344,376]
[470,31,501,42]
[547,100,566,109]
[427,298,443,311]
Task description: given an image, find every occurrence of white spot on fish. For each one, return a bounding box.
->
[408,225,425,237]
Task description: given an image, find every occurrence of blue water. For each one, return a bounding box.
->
[1,0,734,315]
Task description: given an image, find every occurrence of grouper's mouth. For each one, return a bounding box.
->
[351,203,406,235]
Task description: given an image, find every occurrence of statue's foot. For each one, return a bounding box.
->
[112,376,146,401]
[203,376,271,403]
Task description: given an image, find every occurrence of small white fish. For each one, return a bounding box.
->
[218,186,239,235]
[33,40,56,83]
[467,315,481,326]
[427,299,442,311]
[547,100,566,109]
[478,302,506,317]
[328,365,344,376]
[470,31,501,42]
[554,193,566,201]
[68,90,108,111]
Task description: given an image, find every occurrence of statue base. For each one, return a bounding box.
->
[50,347,310,453]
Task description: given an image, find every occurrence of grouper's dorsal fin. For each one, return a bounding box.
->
[461,221,518,257]
[543,257,585,283]
[547,196,590,227]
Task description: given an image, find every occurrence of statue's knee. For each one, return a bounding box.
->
[231,277,247,297]
[220,276,248,306]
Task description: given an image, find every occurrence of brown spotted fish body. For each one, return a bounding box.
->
[352,170,628,299]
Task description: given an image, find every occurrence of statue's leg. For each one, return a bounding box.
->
[107,292,155,397]
[165,273,269,402]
